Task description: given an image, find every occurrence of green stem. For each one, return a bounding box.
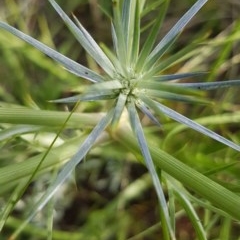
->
[0,107,102,127]
[113,125,240,221]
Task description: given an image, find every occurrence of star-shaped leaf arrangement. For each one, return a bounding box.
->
[1,0,240,238]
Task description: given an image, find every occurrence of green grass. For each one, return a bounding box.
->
[0,0,240,239]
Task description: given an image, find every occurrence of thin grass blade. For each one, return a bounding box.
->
[140,95,240,151]
[127,100,175,240]
[168,178,207,240]
[0,22,103,83]
[114,126,240,220]
[48,0,115,77]
[0,179,28,231]
[24,109,114,223]
[0,125,42,141]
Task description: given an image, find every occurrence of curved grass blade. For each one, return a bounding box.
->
[167,176,207,240]
[1,102,81,236]
[140,95,240,152]
[145,0,208,72]
[127,100,175,240]
[175,79,240,90]
[0,125,42,141]
[0,179,28,231]
[48,0,115,77]
[20,109,114,230]
[0,22,103,83]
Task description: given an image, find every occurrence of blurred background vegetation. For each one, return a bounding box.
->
[0,0,240,239]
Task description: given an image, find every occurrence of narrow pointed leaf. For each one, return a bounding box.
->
[131,0,140,65]
[152,72,207,82]
[140,95,240,152]
[100,42,125,75]
[112,2,127,67]
[122,0,137,65]
[50,90,117,103]
[137,0,169,70]
[127,100,175,239]
[176,79,240,90]
[0,22,104,83]
[25,109,114,222]
[48,0,115,77]
[167,178,207,240]
[138,81,203,96]
[114,126,240,220]
[145,0,208,69]
[136,100,161,126]
[145,90,209,105]
[111,93,127,127]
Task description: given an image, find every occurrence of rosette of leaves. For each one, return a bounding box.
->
[1,0,240,239]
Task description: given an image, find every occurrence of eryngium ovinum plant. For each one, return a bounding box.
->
[1,0,240,239]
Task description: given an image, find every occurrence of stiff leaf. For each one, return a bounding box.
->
[140,95,240,152]
[145,90,209,105]
[152,72,207,82]
[136,0,169,71]
[48,0,115,77]
[111,93,127,127]
[167,177,207,240]
[24,109,114,222]
[145,0,208,72]
[136,100,161,126]
[0,22,104,83]
[176,79,240,90]
[127,100,175,240]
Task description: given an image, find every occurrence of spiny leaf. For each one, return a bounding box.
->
[145,0,208,72]
[136,0,169,71]
[24,109,114,224]
[0,21,104,83]
[152,72,207,82]
[135,100,161,126]
[48,0,115,77]
[111,93,127,127]
[176,79,240,90]
[140,94,240,152]
[127,100,175,240]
